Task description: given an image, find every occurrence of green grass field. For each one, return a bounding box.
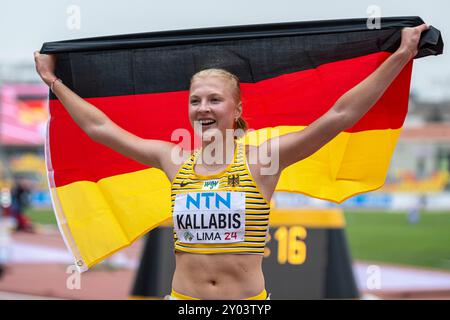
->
[25,208,57,225]
[344,210,450,271]
[24,208,450,271]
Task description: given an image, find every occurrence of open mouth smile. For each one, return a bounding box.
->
[198,119,217,127]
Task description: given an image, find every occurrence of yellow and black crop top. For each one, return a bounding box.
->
[171,142,271,255]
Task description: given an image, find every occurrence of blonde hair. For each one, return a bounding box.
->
[190,68,248,135]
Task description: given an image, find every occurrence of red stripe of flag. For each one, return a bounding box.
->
[49,51,412,186]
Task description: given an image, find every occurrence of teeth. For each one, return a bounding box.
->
[199,119,215,125]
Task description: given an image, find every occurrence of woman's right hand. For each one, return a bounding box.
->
[34,51,57,86]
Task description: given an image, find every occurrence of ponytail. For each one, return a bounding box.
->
[234,116,248,139]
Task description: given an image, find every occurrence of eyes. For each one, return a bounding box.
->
[190,97,222,105]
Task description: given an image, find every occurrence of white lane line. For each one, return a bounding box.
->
[0,291,63,300]
[354,262,450,291]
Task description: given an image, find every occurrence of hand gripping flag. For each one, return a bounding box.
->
[40,16,443,271]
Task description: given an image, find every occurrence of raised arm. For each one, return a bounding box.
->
[270,23,430,172]
[34,52,184,180]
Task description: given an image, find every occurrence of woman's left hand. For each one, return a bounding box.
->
[398,23,430,60]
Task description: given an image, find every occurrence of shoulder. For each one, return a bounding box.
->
[244,144,281,183]
[242,143,280,203]
[162,145,197,182]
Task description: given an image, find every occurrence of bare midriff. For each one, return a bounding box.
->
[172,251,265,299]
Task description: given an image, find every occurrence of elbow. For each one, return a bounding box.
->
[333,106,354,131]
[85,124,105,142]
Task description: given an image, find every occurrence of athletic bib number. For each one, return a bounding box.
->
[173,191,246,244]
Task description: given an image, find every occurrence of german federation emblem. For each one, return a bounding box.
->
[227,174,240,187]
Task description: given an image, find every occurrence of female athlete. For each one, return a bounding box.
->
[34,23,429,300]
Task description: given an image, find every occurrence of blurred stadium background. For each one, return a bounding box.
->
[0,0,449,300]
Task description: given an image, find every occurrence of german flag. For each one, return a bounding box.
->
[41,16,443,271]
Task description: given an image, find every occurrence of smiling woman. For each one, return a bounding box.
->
[190,68,248,135]
[34,16,441,300]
